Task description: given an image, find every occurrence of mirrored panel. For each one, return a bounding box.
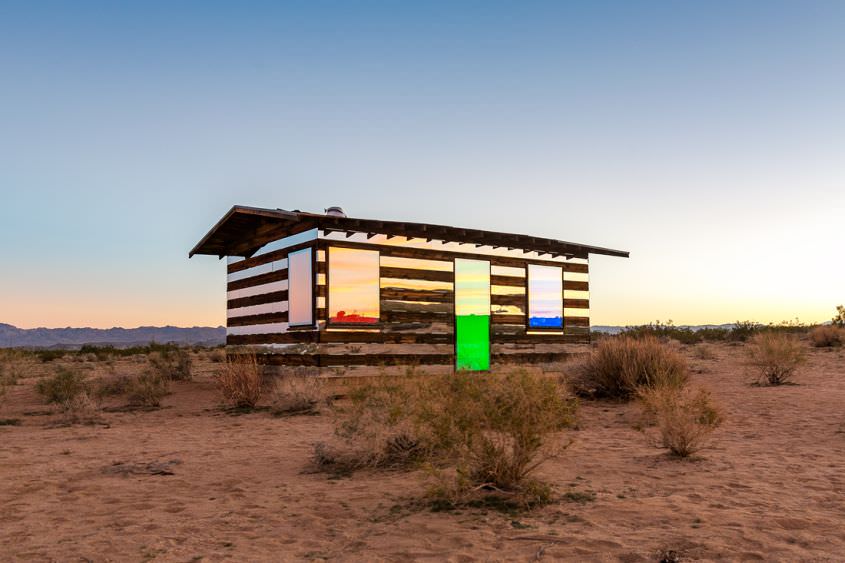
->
[455,258,490,371]
[328,247,380,324]
[288,248,314,326]
[528,264,563,328]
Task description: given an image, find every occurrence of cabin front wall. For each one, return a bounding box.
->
[225,230,591,373]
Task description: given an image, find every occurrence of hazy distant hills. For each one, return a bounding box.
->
[0,322,745,349]
[0,323,225,349]
[591,324,737,335]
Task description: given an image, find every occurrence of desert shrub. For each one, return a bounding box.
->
[93,375,133,399]
[833,305,845,328]
[423,370,576,505]
[729,320,762,342]
[216,353,264,409]
[126,370,170,407]
[322,369,576,507]
[810,325,844,348]
[58,391,102,424]
[691,344,716,360]
[148,348,192,381]
[623,321,701,344]
[270,375,331,416]
[36,367,90,405]
[207,348,226,363]
[638,385,722,457]
[34,349,67,363]
[696,327,730,341]
[572,336,688,400]
[746,332,805,385]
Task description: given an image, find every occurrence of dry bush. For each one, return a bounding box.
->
[810,325,844,348]
[36,366,90,405]
[746,332,805,385]
[638,385,722,457]
[207,348,226,363]
[126,370,170,407]
[58,391,102,425]
[270,375,331,416]
[93,374,133,399]
[148,348,193,381]
[572,336,688,400]
[216,353,264,409]
[319,369,577,508]
[691,344,717,360]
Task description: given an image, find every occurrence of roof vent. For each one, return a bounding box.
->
[325,206,347,217]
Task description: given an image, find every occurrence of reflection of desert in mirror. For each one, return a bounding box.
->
[2,2,844,561]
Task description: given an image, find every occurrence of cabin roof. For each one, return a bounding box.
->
[189,205,630,260]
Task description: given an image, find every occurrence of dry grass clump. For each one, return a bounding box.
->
[36,366,90,405]
[638,385,722,457]
[148,348,193,381]
[746,332,805,385]
[573,336,688,400]
[270,375,331,416]
[34,366,103,424]
[317,369,576,508]
[691,344,717,360]
[216,353,264,409]
[126,370,170,407]
[58,391,102,425]
[810,325,844,348]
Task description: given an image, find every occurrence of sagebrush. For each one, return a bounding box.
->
[746,332,805,385]
[572,336,688,400]
[810,325,843,348]
[36,367,90,405]
[638,385,722,457]
[216,353,264,408]
[126,370,170,407]
[318,369,576,507]
[148,348,193,381]
[270,375,331,416]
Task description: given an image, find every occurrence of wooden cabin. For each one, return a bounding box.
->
[190,206,628,374]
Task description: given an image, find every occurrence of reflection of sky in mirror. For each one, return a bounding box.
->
[329,248,380,323]
[288,248,313,325]
[529,264,563,327]
[455,259,490,316]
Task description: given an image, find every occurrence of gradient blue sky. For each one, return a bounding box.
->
[2,1,843,328]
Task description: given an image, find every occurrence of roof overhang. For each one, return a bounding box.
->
[189,205,630,260]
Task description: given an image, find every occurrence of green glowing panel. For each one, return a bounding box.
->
[454,259,490,371]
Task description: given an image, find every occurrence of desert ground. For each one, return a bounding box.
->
[2,343,845,562]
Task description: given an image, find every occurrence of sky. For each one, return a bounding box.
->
[1,0,843,329]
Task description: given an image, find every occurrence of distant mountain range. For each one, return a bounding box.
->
[591,324,737,335]
[0,323,225,349]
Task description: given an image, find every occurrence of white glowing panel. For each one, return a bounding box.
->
[288,248,314,326]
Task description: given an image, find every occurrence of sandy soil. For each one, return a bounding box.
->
[2,344,845,562]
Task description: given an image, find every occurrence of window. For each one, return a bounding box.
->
[288,248,314,326]
[455,258,491,371]
[328,247,380,324]
[527,264,563,328]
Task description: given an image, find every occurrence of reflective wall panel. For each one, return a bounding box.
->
[528,264,563,328]
[328,247,380,324]
[288,248,314,326]
[454,258,490,371]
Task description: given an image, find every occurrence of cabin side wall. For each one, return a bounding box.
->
[226,231,592,373]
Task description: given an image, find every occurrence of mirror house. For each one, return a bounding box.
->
[190,206,629,373]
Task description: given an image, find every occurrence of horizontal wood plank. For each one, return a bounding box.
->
[227,269,288,291]
[228,290,288,310]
